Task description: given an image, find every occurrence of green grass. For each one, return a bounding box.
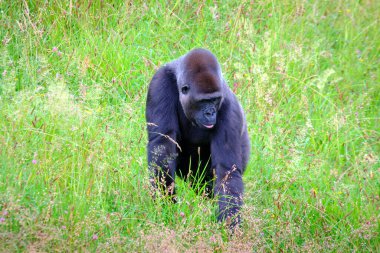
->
[0,0,379,251]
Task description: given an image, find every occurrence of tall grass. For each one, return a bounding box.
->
[1,0,379,251]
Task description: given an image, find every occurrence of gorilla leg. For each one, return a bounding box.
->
[177,145,214,196]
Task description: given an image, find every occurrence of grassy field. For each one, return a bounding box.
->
[0,0,379,252]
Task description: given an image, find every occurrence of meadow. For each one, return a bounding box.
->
[0,0,379,252]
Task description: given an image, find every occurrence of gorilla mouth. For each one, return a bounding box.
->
[203,124,214,129]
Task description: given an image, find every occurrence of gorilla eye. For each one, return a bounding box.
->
[181,85,190,95]
[212,98,221,104]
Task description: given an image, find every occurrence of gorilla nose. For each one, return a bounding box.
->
[204,108,216,120]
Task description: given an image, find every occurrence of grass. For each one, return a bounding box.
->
[0,0,379,251]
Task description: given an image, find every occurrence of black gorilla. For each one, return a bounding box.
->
[146,48,250,226]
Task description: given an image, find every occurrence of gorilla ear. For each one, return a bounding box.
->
[181,85,190,95]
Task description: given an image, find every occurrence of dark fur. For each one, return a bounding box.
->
[146,48,250,227]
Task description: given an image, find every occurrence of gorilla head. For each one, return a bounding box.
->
[176,49,224,129]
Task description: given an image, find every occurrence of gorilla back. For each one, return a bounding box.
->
[146,48,250,227]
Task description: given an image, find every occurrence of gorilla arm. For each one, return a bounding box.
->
[146,67,180,198]
[211,97,245,226]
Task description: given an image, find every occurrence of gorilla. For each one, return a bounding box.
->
[146,48,250,227]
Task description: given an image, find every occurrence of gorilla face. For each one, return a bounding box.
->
[178,50,224,129]
[180,85,222,129]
